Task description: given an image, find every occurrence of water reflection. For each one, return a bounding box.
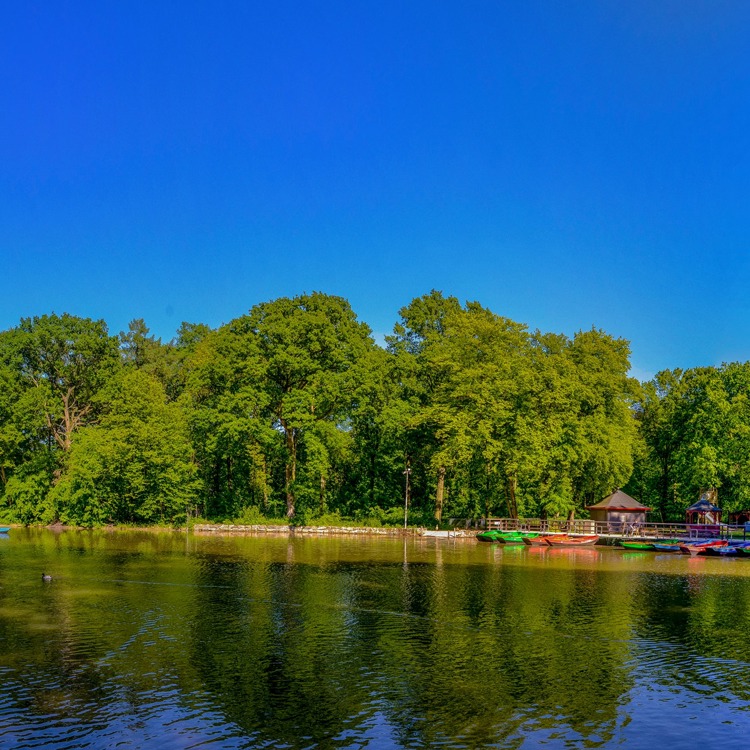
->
[0,530,749,748]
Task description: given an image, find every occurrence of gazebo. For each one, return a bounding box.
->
[686,490,721,525]
[586,489,651,532]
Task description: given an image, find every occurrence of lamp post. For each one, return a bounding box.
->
[403,462,412,529]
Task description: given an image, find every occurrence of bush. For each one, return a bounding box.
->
[230,506,289,526]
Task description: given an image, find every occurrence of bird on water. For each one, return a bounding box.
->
[41,573,52,581]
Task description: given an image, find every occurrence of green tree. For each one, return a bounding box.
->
[236,293,375,518]
[387,291,463,521]
[51,370,198,526]
[14,314,120,452]
[628,369,685,520]
[183,323,276,519]
[564,329,639,513]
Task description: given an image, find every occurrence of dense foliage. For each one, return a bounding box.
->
[0,292,743,526]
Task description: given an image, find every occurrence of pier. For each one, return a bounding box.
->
[452,516,746,544]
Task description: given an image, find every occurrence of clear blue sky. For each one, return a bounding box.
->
[2,1,750,380]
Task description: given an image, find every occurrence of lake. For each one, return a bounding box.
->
[0,529,749,748]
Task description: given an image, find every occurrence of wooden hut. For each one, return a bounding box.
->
[586,490,651,532]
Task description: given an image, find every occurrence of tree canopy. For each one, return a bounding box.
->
[0,292,743,527]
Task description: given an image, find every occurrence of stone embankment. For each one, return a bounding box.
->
[193,524,471,538]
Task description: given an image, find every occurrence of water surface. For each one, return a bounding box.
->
[0,530,748,748]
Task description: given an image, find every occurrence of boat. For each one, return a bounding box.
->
[652,540,683,551]
[476,530,537,543]
[476,530,507,542]
[678,540,728,556]
[495,532,540,545]
[619,540,654,550]
[702,545,737,556]
[0,527,9,533]
[545,534,599,547]
[522,535,554,546]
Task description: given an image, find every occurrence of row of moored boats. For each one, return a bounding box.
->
[619,538,750,556]
[476,530,599,547]
[476,529,750,556]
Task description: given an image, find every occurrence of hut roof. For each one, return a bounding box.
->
[686,497,721,513]
[586,489,652,512]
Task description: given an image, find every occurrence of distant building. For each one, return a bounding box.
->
[586,489,651,531]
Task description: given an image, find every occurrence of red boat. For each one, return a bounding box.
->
[678,540,727,556]
[522,535,554,546]
[544,534,599,547]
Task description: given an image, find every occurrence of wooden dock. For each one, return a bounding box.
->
[451,516,744,544]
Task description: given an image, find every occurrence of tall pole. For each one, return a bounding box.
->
[404,462,411,529]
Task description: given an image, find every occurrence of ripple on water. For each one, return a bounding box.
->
[2,532,750,747]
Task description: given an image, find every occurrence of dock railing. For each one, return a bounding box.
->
[451,517,743,540]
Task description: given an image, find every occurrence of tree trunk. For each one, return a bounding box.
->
[262,456,269,511]
[484,472,491,524]
[435,466,446,522]
[658,453,671,522]
[213,459,221,497]
[61,387,77,451]
[370,451,376,507]
[284,429,297,518]
[506,476,518,519]
[47,387,90,451]
[320,474,326,513]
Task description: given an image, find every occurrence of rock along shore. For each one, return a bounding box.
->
[193,524,472,538]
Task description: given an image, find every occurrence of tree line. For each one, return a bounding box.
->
[0,291,745,526]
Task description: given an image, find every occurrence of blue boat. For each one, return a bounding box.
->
[703,546,737,556]
[0,527,9,533]
[652,540,683,551]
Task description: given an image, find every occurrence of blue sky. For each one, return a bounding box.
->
[2,1,750,380]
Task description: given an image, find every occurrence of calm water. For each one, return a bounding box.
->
[0,530,749,749]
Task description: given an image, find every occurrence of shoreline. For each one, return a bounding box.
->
[192,524,473,538]
[0,522,474,539]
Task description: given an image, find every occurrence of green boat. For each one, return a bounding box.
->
[619,540,654,550]
[496,532,540,545]
[476,530,539,544]
[476,530,505,542]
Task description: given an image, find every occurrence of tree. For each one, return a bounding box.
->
[564,329,639,513]
[238,293,375,518]
[387,291,463,521]
[51,370,199,526]
[14,314,120,452]
[629,370,685,520]
[182,323,276,519]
